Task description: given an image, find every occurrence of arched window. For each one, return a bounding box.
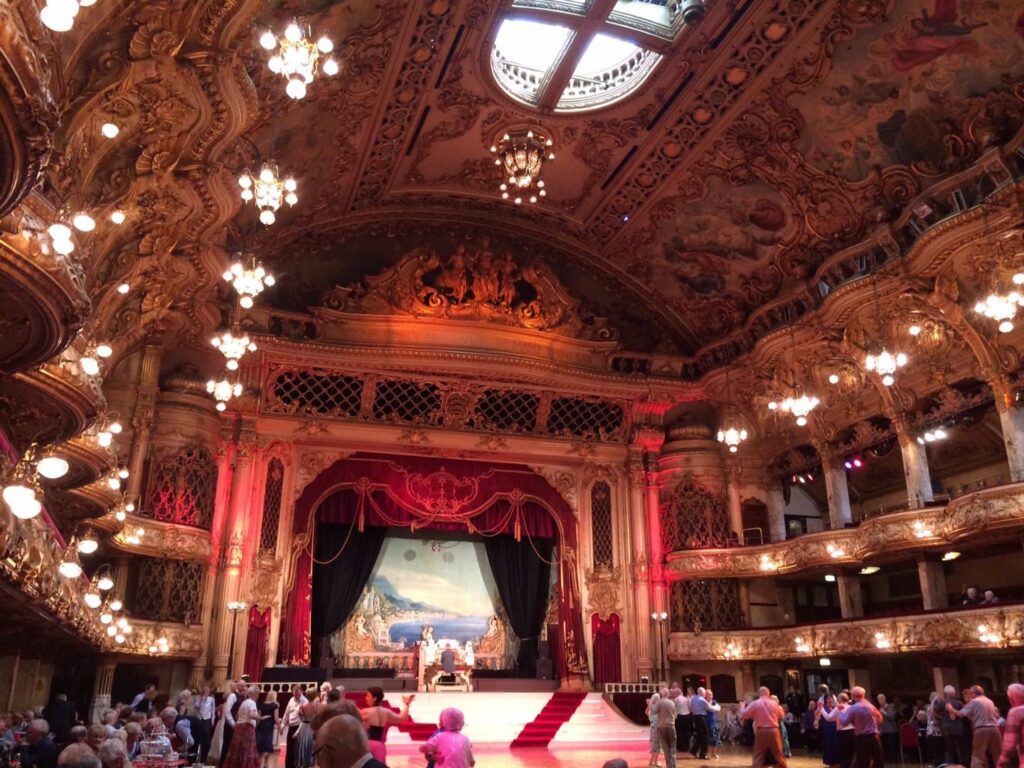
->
[259,458,285,554]
[143,444,216,530]
[591,480,613,567]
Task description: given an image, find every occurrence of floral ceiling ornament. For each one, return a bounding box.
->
[260,21,338,100]
[490,128,554,205]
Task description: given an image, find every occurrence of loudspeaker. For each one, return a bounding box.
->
[680,0,705,24]
[537,658,553,680]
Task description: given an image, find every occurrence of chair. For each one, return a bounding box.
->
[899,722,922,765]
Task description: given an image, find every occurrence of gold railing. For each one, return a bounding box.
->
[665,483,1024,579]
[668,604,1024,661]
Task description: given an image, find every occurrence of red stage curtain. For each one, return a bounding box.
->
[244,606,271,681]
[279,453,589,683]
[591,613,622,687]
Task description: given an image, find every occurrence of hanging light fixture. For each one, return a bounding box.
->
[77,527,99,555]
[84,581,103,609]
[39,0,95,32]
[238,162,297,225]
[211,330,257,371]
[36,451,69,480]
[207,376,243,412]
[96,565,115,592]
[58,541,83,578]
[717,368,749,453]
[863,277,909,387]
[47,222,75,255]
[2,454,43,520]
[490,129,554,205]
[108,595,123,612]
[767,325,818,427]
[260,21,338,99]
[223,256,276,308]
[974,289,1023,333]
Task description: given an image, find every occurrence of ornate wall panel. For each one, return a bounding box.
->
[143,444,216,530]
[662,474,730,551]
[670,579,743,633]
[591,480,613,567]
[259,458,284,554]
[128,555,205,624]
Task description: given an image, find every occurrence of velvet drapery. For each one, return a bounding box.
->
[279,454,589,682]
[484,535,553,677]
[591,613,622,687]
[311,521,386,663]
[243,606,271,681]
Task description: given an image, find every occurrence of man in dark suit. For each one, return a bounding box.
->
[440,646,457,674]
[314,714,387,768]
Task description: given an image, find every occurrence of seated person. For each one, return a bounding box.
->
[441,645,457,674]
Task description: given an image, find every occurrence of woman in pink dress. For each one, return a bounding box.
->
[420,708,475,768]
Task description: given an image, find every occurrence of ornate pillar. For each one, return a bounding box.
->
[724,460,744,539]
[627,458,652,679]
[896,420,933,506]
[87,660,117,724]
[995,399,1024,481]
[126,346,162,499]
[836,574,864,618]
[765,482,786,543]
[645,471,666,615]
[822,462,853,529]
[917,556,949,610]
[739,663,756,698]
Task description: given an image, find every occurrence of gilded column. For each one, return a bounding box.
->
[125,346,162,499]
[896,420,933,505]
[917,556,949,611]
[836,573,864,618]
[645,471,666,615]
[822,463,853,529]
[627,458,652,679]
[724,460,743,539]
[995,398,1024,481]
[765,482,787,543]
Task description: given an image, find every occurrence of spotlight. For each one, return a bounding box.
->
[819,658,832,667]
[824,574,836,582]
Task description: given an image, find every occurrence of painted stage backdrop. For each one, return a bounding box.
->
[333,535,511,671]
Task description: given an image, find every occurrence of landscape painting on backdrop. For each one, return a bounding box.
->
[333,535,510,672]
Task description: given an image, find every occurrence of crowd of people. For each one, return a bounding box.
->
[644,680,1024,768]
[1,679,477,768]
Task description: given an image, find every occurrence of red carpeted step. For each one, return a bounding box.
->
[509,692,588,749]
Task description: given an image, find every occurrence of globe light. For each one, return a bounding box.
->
[259,209,277,225]
[286,77,307,99]
[108,596,123,612]
[3,482,41,519]
[80,356,100,376]
[117,282,131,294]
[97,572,114,591]
[96,344,113,358]
[72,213,96,232]
[322,58,339,76]
[285,23,302,41]
[259,30,278,50]
[316,36,333,53]
[101,123,120,139]
[77,529,99,554]
[110,210,126,224]
[84,589,102,609]
[52,237,75,255]
[37,455,69,480]
[58,546,83,579]
[48,223,72,241]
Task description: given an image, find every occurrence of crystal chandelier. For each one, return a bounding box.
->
[768,394,819,427]
[239,163,297,225]
[490,129,554,205]
[974,278,1024,333]
[865,349,907,387]
[207,376,243,412]
[260,22,338,100]
[211,330,257,370]
[717,426,748,453]
[223,257,276,308]
[39,0,95,32]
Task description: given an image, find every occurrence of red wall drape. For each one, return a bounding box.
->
[591,613,622,687]
[244,606,271,681]
[279,453,589,681]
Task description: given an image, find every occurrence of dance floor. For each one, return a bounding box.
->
[380,744,827,768]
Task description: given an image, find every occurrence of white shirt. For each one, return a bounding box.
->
[281,695,307,731]
[236,699,258,726]
[197,695,216,722]
[224,692,237,727]
[675,694,690,716]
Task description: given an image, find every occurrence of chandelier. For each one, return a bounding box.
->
[864,349,907,387]
[768,394,819,427]
[490,129,554,205]
[223,257,276,308]
[717,426,748,453]
[207,376,243,412]
[39,0,95,32]
[211,330,257,370]
[974,279,1023,333]
[239,163,297,225]
[260,22,338,100]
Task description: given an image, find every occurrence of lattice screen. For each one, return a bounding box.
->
[473,389,539,432]
[591,481,614,567]
[670,579,743,632]
[144,445,216,530]
[130,556,205,623]
[547,397,624,440]
[373,380,441,423]
[259,458,285,553]
[661,475,730,551]
[270,370,363,416]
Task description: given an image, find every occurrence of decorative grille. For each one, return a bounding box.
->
[129,556,205,624]
[472,389,539,432]
[591,481,614,567]
[259,458,285,553]
[144,445,216,530]
[670,579,743,632]
[372,380,441,423]
[661,475,730,551]
[270,370,363,416]
[263,368,628,442]
[547,397,624,440]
